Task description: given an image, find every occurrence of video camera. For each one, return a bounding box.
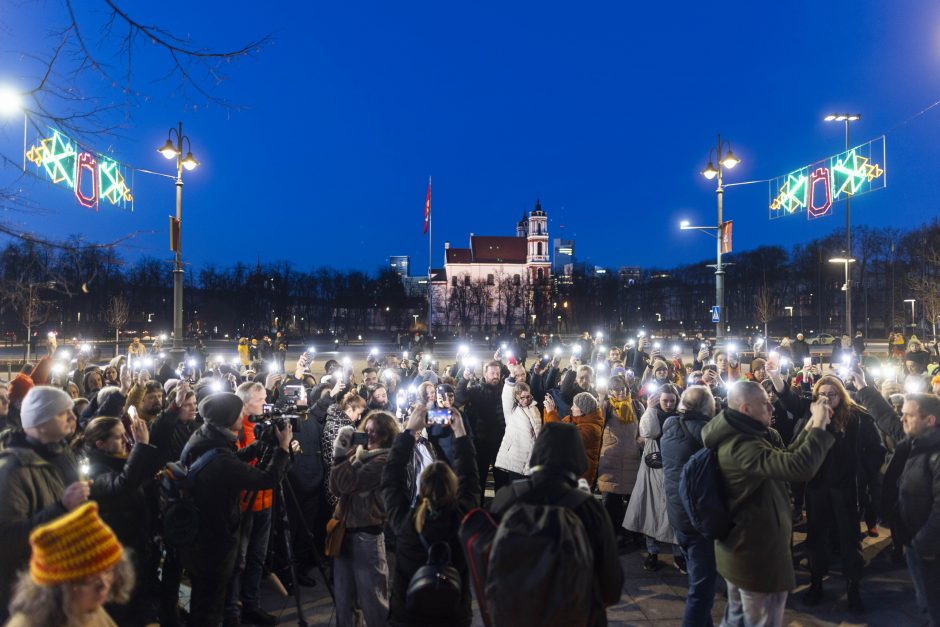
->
[250,404,301,446]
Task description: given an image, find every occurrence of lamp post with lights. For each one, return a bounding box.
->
[824,113,860,334]
[685,134,740,340]
[156,122,199,360]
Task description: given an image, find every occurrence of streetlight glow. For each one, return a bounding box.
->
[0,85,22,116]
[680,220,690,228]
[701,162,718,180]
[158,139,178,159]
[720,149,740,169]
[181,151,199,171]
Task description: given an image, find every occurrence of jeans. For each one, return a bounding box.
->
[225,507,273,617]
[675,528,717,627]
[906,548,940,626]
[185,543,238,627]
[334,531,389,627]
[645,535,682,556]
[721,580,787,627]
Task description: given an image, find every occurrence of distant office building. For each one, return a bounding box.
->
[618,266,641,286]
[388,255,410,278]
[553,238,574,274]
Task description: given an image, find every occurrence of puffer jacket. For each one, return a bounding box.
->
[884,427,940,558]
[596,397,644,494]
[0,434,74,620]
[701,409,834,593]
[494,379,541,475]
[544,406,604,484]
[330,445,390,529]
[660,411,711,534]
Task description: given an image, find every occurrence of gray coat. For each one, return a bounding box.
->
[596,399,644,495]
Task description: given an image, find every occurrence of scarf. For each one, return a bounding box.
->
[609,396,636,424]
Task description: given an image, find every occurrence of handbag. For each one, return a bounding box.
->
[325,517,346,557]
[644,451,663,469]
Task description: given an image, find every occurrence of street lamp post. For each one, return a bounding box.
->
[697,134,740,340]
[24,281,56,363]
[904,299,916,335]
[157,122,199,362]
[828,255,856,333]
[824,113,860,335]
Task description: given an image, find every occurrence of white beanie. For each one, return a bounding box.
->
[21,386,74,429]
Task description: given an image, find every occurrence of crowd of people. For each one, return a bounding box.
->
[0,328,937,627]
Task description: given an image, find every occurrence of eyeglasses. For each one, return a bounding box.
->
[818,392,840,399]
[517,394,532,400]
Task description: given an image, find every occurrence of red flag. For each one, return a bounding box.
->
[423,177,431,234]
[720,220,732,254]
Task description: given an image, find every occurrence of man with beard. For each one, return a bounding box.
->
[457,360,506,494]
[126,379,165,426]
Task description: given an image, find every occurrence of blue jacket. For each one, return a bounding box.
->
[660,411,711,535]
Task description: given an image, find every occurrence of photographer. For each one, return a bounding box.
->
[179,392,292,627]
[383,401,479,626]
[329,411,400,627]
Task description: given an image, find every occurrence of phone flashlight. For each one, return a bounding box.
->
[554,347,562,355]
[370,347,378,356]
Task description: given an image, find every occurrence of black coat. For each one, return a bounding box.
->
[288,412,324,492]
[180,424,290,561]
[456,376,504,442]
[86,443,162,558]
[382,433,479,627]
[883,428,940,558]
[661,411,711,535]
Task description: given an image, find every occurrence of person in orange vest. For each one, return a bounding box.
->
[224,381,278,626]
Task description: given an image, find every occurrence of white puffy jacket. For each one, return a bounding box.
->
[494,379,542,475]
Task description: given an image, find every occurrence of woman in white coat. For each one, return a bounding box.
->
[623,384,683,572]
[494,370,542,484]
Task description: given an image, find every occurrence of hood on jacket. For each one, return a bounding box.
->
[529,422,587,477]
[701,408,770,450]
[181,423,236,465]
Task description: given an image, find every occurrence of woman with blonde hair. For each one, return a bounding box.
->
[494,370,541,484]
[772,370,885,612]
[381,404,478,627]
[7,502,134,627]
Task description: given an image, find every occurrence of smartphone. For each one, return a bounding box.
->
[803,357,812,368]
[127,406,138,421]
[351,432,369,447]
[428,408,451,425]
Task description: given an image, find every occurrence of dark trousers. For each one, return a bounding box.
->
[906,547,940,626]
[475,434,503,496]
[806,487,863,582]
[226,508,273,616]
[602,492,628,533]
[286,479,326,569]
[186,544,238,627]
[159,547,185,626]
[675,528,717,627]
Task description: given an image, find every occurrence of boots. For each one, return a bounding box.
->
[803,578,825,606]
[847,579,864,613]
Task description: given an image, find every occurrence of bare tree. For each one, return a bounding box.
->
[908,249,940,339]
[755,283,774,341]
[105,295,130,353]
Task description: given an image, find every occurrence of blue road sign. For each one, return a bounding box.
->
[711,306,720,323]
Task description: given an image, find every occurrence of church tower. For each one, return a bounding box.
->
[526,199,550,282]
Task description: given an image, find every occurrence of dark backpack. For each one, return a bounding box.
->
[405,535,462,617]
[459,480,594,627]
[158,448,224,548]
[679,445,732,541]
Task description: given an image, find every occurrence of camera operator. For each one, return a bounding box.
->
[218,381,281,626]
[179,392,293,627]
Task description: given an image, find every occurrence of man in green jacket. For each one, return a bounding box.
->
[701,380,834,627]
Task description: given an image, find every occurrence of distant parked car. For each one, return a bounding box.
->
[807,333,835,345]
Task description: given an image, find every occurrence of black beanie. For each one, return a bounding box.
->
[198,393,244,429]
[528,422,588,477]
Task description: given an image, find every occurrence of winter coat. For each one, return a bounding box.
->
[559,369,594,407]
[596,397,644,495]
[322,403,355,507]
[494,379,541,475]
[855,385,905,447]
[0,434,76,619]
[544,406,604,483]
[330,446,389,529]
[883,427,940,558]
[149,403,200,465]
[179,424,290,563]
[661,411,711,535]
[86,443,161,565]
[456,375,505,443]
[382,433,479,627]
[700,408,834,593]
[288,411,325,493]
[622,406,674,543]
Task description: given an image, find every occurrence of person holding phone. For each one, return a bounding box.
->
[330,412,400,627]
[322,391,367,508]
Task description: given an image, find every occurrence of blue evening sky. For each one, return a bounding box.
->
[1,1,939,274]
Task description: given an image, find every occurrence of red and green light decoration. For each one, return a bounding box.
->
[769,135,885,220]
[25,128,133,210]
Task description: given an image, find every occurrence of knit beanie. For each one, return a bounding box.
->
[198,392,244,428]
[20,386,74,429]
[651,359,669,372]
[29,502,123,585]
[573,392,598,415]
[8,373,34,406]
[164,378,180,395]
[750,358,767,372]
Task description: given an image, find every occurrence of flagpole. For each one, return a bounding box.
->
[427,175,432,338]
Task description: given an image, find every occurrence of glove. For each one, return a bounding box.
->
[333,425,355,461]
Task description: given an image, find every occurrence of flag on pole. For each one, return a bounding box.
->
[423,177,431,234]
[719,220,733,254]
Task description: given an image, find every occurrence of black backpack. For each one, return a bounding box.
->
[158,448,224,548]
[405,534,462,617]
[460,480,594,627]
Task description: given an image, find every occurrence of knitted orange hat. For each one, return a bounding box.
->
[8,374,34,406]
[29,502,123,585]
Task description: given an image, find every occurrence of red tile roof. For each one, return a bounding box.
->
[471,236,527,263]
[446,248,472,263]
